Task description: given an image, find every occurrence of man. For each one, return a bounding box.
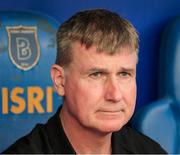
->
[3,9,167,154]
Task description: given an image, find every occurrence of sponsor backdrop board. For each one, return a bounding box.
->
[0,11,61,152]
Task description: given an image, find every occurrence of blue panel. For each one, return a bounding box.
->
[158,16,180,101]
[0,11,61,152]
[131,98,176,153]
[131,16,180,154]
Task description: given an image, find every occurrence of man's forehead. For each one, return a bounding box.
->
[70,44,136,70]
[70,43,137,67]
[72,42,137,56]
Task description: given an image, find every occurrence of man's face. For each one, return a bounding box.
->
[60,42,137,133]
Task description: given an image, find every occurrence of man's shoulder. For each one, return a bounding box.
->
[2,107,60,154]
[2,107,74,154]
[112,125,167,154]
[2,123,51,154]
[118,125,157,144]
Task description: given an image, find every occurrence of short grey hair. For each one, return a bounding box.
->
[56,9,139,67]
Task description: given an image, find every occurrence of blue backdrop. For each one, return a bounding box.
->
[0,0,180,152]
[0,0,179,109]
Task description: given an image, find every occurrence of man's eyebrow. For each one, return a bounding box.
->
[120,67,136,73]
[87,68,109,73]
[83,67,136,75]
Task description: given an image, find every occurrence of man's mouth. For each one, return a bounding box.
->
[98,109,124,115]
[97,109,125,113]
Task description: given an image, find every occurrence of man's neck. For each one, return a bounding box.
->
[60,106,112,154]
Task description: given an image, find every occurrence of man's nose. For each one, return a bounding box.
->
[104,78,122,103]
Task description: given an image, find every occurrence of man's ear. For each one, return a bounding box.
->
[51,64,65,96]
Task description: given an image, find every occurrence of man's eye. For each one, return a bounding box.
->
[120,72,130,77]
[89,72,103,78]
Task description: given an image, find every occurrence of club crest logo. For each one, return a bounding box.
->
[6,26,40,71]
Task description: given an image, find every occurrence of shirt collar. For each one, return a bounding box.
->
[45,106,76,154]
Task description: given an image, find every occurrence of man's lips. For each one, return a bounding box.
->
[97,109,125,113]
[95,109,125,120]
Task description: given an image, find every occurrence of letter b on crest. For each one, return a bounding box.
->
[16,37,32,60]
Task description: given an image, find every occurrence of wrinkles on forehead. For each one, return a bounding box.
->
[65,42,137,75]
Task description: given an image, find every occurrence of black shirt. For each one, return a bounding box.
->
[2,107,167,154]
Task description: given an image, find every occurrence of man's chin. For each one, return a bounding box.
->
[97,121,125,133]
